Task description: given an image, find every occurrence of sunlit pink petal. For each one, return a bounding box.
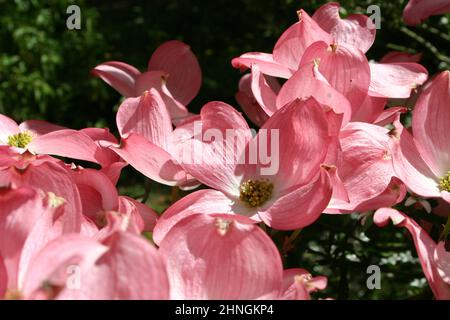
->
[91,61,141,97]
[153,189,237,246]
[231,52,293,79]
[148,40,202,106]
[276,61,352,125]
[369,62,428,98]
[390,119,441,197]
[159,214,283,299]
[312,2,376,53]
[300,41,371,110]
[258,168,332,230]
[28,129,101,164]
[0,114,20,144]
[273,9,332,71]
[412,71,450,177]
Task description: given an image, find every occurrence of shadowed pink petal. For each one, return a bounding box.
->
[276,61,352,125]
[235,74,270,127]
[327,122,397,211]
[434,242,450,285]
[369,62,428,98]
[118,196,158,232]
[22,235,107,299]
[0,187,50,290]
[100,162,127,186]
[117,89,173,150]
[327,177,406,214]
[273,10,332,71]
[0,114,19,144]
[111,133,186,186]
[80,127,118,144]
[258,168,332,230]
[312,2,376,53]
[231,52,293,79]
[260,98,330,190]
[91,61,141,97]
[94,211,143,241]
[350,95,387,123]
[153,189,237,246]
[148,40,202,105]
[19,120,66,136]
[159,214,283,299]
[80,216,99,237]
[28,130,101,164]
[403,0,450,25]
[374,208,450,299]
[131,70,165,96]
[69,167,118,222]
[250,65,280,116]
[381,51,423,63]
[390,119,441,197]
[325,165,349,203]
[17,195,67,291]
[373,106,408,126]
[80,128,124,170]
[300,41,371,110]
[75,232,169,299]
[23,232,170,299]
[134,71,189,121]
[412,71,450,177]
[174,102,252,197]
[1,159,82,233]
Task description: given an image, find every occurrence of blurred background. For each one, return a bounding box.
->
[1,0,449,299]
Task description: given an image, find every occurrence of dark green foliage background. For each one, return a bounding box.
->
[1,0,449,299]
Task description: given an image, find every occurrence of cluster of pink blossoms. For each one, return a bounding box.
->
[0,1,449,300]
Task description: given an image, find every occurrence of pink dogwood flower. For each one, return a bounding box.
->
[389,71,450,203]
[79,127,127,184]
[326,122,407,213]
[0,149,83,232]
[158,213,283,299]
[232,9,332,79]
[374,208,450,299]
[19,231,169,299]
[0,115,101,164]
[0,186,73,299]
[233,3,428,125]
[171,98,335,230]
[67,166,158,232]
[311,2,376,53]
[109,89,199,189]
[92,40,202,123]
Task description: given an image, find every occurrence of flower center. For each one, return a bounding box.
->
[7,131,33,148]
[439,171,450,192]
[215,218,232,236]
[46,192,66,208]
[239,179,273,208]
